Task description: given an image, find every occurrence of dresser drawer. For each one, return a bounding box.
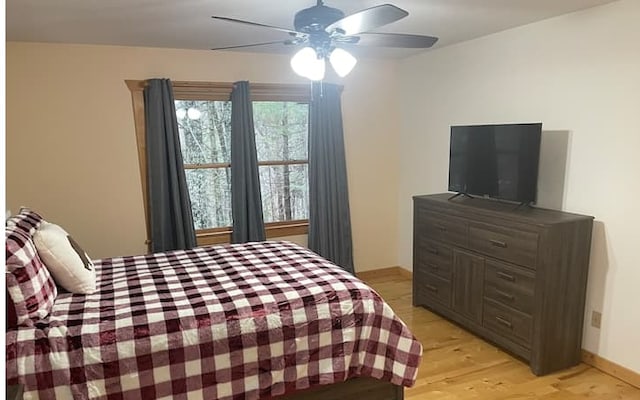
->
[415,238,452,268]
[415,270,452,307]
[469,223,538,268]
[416,208,468,245]
[415,257,452,281]
[483,299,532,347]
[415,239,452,280]
[484,259,535,314]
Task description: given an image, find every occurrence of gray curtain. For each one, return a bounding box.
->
[230,81,266,243]
[144,78,197,252]
[308,82,354,274]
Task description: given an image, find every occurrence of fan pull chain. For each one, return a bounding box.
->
[311,80,325,98]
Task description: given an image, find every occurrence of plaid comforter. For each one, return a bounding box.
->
[6,241,422,399]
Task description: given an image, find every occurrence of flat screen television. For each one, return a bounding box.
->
[448,123,542,204]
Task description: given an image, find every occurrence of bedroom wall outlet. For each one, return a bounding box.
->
[591,311,602,329]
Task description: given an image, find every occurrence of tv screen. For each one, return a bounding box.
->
[448,123,542,203]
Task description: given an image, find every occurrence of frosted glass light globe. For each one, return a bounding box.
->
[329,48,357,77]
[291,47,326,81]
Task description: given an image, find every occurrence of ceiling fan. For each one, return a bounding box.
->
[210,1,438,80]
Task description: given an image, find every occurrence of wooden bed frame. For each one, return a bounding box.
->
[7,378,403,400]
[282,378,403,400]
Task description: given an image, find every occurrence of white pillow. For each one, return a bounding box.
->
[33,222,96,294]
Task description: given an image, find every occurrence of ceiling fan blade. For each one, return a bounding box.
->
[211,40,295,51]
[356,32,438,48]
[211,16,304,36]
[325,4,408,36]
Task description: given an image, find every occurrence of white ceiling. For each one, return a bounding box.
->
[6,0,618,58]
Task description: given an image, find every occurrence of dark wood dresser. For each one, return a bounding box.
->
[413,193,594,375]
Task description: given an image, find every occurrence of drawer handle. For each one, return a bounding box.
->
[496,289,515,301]
[435,224,447,232]
[497,271,516,282]
[495,316,513,329]
[428,248,439,255]
[490,239,508,248]
[428,263,439,271]
[425,284,438,293]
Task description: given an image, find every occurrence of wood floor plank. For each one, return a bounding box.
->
[362,271,640,399]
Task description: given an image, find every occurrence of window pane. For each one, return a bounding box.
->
[259,164,309,223]
[253,102,308,162]
[185,168,232,229]
[175,100,231,164]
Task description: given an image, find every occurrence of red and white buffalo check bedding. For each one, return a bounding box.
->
[6,241,422,399]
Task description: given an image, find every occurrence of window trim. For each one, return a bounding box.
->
[125,80,311,250]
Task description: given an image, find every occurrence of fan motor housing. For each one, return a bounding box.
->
[294,4,345,32]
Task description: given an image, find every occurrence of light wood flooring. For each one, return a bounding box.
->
[361,269,640,400]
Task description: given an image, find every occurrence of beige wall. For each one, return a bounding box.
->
[6,42,400,271]
[397,0,640,372]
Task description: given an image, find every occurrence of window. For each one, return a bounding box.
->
[175,99,309,230]
[126,81,311,247]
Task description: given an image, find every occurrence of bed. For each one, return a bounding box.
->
[5,214,422,400]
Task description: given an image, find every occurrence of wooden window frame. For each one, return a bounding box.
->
[125,80,311,250]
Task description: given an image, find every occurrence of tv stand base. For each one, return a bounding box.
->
[448,192,474,201]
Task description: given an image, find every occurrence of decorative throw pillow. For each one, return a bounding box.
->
[33,222,96,294]
[5,226,58,326]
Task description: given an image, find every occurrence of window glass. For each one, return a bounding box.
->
[259,164,309,223]
[175,100,231,164]
[253,101,308,161]
[185,168,232,230]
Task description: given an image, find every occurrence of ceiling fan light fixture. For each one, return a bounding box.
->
[212,3,438,81]
[329,48,357,77]
[291,47,326,81]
